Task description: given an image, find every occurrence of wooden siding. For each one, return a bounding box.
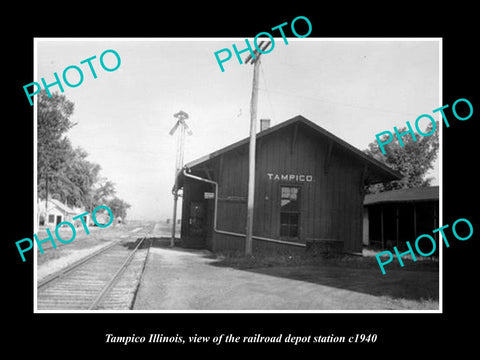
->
[184,122,367,253]
[253,123,365,252]
[217,148,248,234]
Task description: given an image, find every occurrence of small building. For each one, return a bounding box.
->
[176,115,401,254]
[363,186,439,251]
[38,198,79,227]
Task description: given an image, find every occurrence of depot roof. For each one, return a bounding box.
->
[364,186,439,205]
[184,115,401,184]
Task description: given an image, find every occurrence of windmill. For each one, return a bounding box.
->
[169,110,192,247]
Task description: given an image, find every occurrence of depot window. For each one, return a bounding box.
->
[280,186,300,239]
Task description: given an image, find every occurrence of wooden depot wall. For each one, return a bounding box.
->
[181,121,368,254]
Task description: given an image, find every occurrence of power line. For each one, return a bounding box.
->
[256,87,420,117]
[259,63,277,124]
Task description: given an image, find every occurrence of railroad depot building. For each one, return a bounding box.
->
[176,115,401,254]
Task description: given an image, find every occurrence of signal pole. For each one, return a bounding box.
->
[244,41,270,256]
[169,110,192,247]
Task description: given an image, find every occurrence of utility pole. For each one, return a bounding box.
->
[169,110,192,247]
[244,41,270,256]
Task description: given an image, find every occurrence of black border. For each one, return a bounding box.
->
[6,5,478,355]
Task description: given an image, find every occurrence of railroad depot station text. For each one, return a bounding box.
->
[15,205,114,262]
[105,332,377,345]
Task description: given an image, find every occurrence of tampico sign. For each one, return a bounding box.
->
[267,173,313,182]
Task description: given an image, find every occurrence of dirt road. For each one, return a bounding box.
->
[133,245,438,311]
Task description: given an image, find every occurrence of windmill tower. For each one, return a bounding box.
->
[169,110,192,247]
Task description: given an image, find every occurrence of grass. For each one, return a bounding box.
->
[210,249,439,310]
[36,222,150,266]
[379,296,439,310]
[35,228,440,310]
[212,251,311,269]
[212,249,439,272]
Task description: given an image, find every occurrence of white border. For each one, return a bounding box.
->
[33,37,443,314]
[33,40,38,311]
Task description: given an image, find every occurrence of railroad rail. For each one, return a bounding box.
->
[37,226,153,310]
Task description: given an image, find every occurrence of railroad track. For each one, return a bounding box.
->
[35,225,145,252]
[37,227,153,310]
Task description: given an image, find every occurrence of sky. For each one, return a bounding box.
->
[36,38,441,221]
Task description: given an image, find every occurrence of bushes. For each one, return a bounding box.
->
[211,248,438,272]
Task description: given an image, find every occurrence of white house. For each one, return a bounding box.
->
[38,198,85,228]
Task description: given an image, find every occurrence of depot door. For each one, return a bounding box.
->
[56,215,62,226]
[188,202,206,247]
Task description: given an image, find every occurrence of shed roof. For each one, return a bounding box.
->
[38,198,77,214]
[364,186,439,205]
[184,115,402,184]
[50,199,75,213]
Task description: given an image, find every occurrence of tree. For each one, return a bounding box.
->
[91,177,116,209]
[37,90,131,219]
[58,147,102,208]
[106,197,132,221]
[364,121,439,193]
[37,91,76,205]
